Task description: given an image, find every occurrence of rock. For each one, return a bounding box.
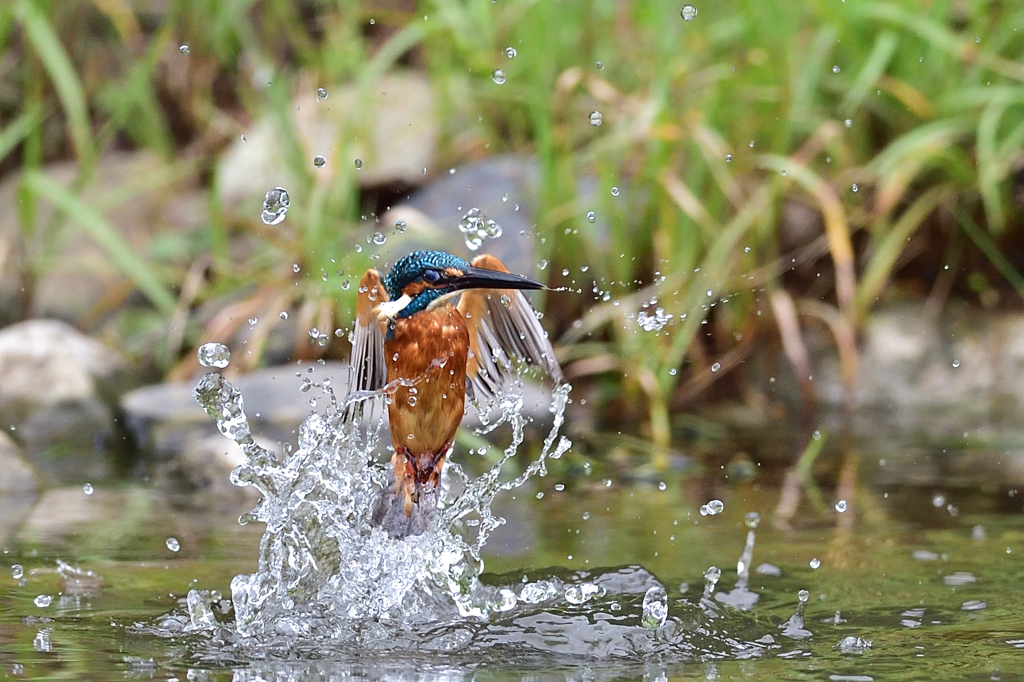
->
[122,361,561,463]
[0,431,40,494]
[0,152,208,325]
[155,434,267,510]
[0,319,128,481]
[379,154,615,278]
[217,71,438,215]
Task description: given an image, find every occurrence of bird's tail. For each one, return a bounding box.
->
[371,446,447,539]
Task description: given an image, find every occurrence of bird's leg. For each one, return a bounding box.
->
[390,444,449,517]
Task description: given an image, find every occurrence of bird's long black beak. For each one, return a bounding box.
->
[450,266,544,291]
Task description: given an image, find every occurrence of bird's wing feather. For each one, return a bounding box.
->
[343,269,388,423]
[457,254,562,403]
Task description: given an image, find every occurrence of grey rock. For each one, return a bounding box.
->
[0,431,40,494]
[155,434,267,509]
[122,361,560,463]
[0,319,128,480]
[217,71,438,215]
[380,154,615,278]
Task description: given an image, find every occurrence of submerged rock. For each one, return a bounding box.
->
[0,319,128,481]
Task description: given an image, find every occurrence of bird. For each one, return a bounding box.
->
[346,250,562,538]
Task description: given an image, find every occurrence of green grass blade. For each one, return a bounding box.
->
[956,208,1024,302]
[15,0,96,169]
[839,31,898,116]
[22,170,177,314]
[0,104,41,166]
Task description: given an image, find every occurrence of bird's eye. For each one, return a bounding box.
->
[422,269,442,284]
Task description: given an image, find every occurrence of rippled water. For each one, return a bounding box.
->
[2,374,1024,679]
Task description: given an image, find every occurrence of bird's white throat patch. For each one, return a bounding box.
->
[375,294,412,323]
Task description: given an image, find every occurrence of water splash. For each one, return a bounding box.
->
[192,364,571,641]
[458,207,503,251]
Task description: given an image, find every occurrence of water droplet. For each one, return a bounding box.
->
[711,362,721,372]
[797,589,810,602]
[261,187,290,225]
[610,186,620,196]
[810,558,821,569]
[198,342,230,369]
[932,493,946,507]
[34,595,52,608]
[744,511,760,528]
[658,481,667,491]
[395,219,407,233]
[538,259,549,270]
[407,396,417,407]
[565,582,602,604]
[458,207,502,251]
[280,311,289,320]
[313,155,326,168]
[179,44,190,55]
[595,61,604,70]
[832,65,840,74]
[166,537,180,552]
[952,359,960,368]
[372,231,387,246]
[500,294,512,309]
[680,4,698,21]
[491,69,506,84]
[844,118,853,128]
[851,183,859,193]
[82,482,93,495]
[505,47,517,58]
[725,153,733,162]
[11,564,23,579]
[589,111,603,126]
[641,585,668,628]
[812,429,822,441]
[587,211,596,223]
[637,307,673,332]
[835,499,847,513]
[707,499,724,515]
[316,87,328,101]
[354,158,363,170]
[748,140,755,148]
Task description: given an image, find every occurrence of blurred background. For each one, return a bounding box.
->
[2,0,1024,472]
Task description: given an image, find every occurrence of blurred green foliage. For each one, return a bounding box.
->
[1,0,1023,458]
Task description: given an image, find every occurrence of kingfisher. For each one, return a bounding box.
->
[346,250,562,538]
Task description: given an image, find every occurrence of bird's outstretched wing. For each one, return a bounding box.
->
[457,254,562,404]
[343,269,388,423]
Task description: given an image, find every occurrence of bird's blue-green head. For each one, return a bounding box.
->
[382,250,542,319]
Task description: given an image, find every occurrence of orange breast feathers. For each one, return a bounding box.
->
[384,304,470,456]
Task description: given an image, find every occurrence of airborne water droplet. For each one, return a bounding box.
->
[198,342,230,369]
[725,153,733,162]
[372,231,387,246]
[313,155,326,168]
[835,499,848,512]
[587,211,596,223]
[711,362,721,372]
[810,558,821,569]
[952,359,960,368]
[165,537,180,552]
[316,87,328,101]
[707,499,724,514]
[261,187,290,225]
[641,585,668,628]
[12,564,24,579]
[505,47,517,58]
[82,482,93,495]
[610,186,620,196]
[832,65,841,74]
[589,111,603,126]
[34,595,52,608]
[395,219,407,233]
[744,511,760,528]
[179,44,190,55]
[354,158,363,170]
[680,4,698,21]
[491,69,506,84]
